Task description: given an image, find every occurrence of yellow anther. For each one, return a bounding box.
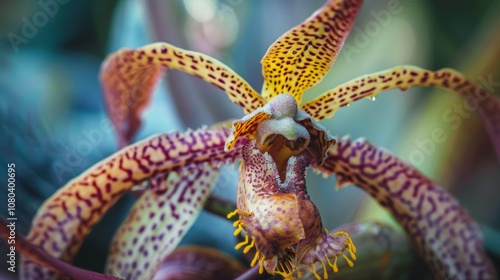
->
[235,234,249,250]
[233,220,242,227]
[348,236,357,253]
[306,263,321,280]
[346,248,356,260]
[332,231,347,238]
[325,254,338,273]
[341,253,354,267]
[227,209,239,219]
[319,259,328,279]
[258,256,265,274]
[234,223,244,235]
[275,270,295,280]
[243,238,255,253]
[251,250,260,267]
[227,209,253,219]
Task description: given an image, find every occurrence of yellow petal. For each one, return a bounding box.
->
[301,66,493,120]
[261,0,363,104]
[100,42,264,146]
[301,65,500,161]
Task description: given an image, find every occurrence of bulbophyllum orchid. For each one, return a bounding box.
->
[6,0,499,279]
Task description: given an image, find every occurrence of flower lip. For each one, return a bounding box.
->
[256,118,310,147]
[256,118,310,182]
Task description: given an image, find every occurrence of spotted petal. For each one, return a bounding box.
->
[301,66,500,159]
[314,137,497,279]
[106,164,220,279]
[261,0,362,104]
[0,218,121,280]
[22,128,244,279]
[100,42,265,146]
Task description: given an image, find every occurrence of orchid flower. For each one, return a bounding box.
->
[10,0,500,279]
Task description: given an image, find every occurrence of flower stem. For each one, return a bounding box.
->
[204,195,238,221]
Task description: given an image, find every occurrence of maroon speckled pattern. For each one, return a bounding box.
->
[22,128,245,279]
[18,0,499,278]
[232,141,355,278]
[315,137,497,279]
[262,0,363,104]
[106,164,220,280]
[301,66,500,159]
[100,43,265,146]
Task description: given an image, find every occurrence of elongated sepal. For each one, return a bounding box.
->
[301,66,500,160]
[261,0,363,103]
[106,164,220,279]
[100,42,264,146]
[315,137,497,279]
[22,128,244,279]
[302,66,493,119]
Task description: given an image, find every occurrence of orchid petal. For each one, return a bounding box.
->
[22,128,244,279]
[152,246,246,280]
[105,164,220,279]
[295,111,336,166]
[261,0,362,104]
[0,218,121,280]
[224,110,271,151]
[100,42,264,146]
[314,137,496,279]
[301,66,500,159]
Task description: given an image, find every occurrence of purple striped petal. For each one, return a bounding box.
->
[22,128,245,279]
[314,137,496,279]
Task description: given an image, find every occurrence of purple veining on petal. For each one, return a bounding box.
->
[316,137,496,279]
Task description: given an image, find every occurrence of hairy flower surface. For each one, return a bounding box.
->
[226,94,355,278]
[10,0,500,279]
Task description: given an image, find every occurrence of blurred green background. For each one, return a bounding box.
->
[1,0,499,278]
